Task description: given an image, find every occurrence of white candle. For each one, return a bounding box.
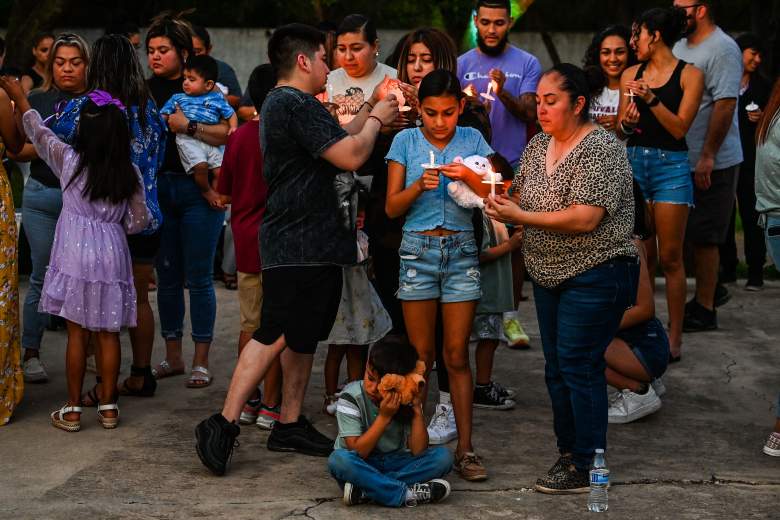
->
[491,174,496,198]
[429,150,434,167]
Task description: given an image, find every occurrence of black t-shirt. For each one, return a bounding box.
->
[147,75,185,173]
[28,88,77,188]
[25,68,44,90]
[259,86,354,267]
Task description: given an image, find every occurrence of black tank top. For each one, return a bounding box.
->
[628,60,687,152]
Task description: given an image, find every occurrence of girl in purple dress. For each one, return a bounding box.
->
[1,78,149,432]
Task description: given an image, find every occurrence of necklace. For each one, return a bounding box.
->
[550,125,585,166]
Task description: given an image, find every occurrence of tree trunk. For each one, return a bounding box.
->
[5,0,69,70]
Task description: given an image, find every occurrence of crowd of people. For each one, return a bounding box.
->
[0,0,778,508]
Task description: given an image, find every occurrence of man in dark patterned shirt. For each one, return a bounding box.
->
[195,23,398,476]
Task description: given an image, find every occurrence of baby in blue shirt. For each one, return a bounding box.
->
[160,54,238,208]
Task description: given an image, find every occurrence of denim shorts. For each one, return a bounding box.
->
[615,317,670,380]
[628,146,693,206]
[397,231,481,303]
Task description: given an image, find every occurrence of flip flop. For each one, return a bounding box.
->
[186,366,213,388]
[152,359,185,380]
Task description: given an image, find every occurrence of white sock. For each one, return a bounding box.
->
[503,310,518,322]
[439,391,451,405]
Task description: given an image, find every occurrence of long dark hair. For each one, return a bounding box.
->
[67,100,140,204]
[757,78,780,146]
[583,25,636,95]
[395,28,458,84]
[88,34,152,128]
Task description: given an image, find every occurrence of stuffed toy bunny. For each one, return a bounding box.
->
[377,360,426,405]
[446,154,503,209]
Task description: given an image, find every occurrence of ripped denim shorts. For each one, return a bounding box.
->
[396,231,481,303]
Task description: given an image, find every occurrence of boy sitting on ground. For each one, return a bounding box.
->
[328,338,453,507]
[160,54,238,208]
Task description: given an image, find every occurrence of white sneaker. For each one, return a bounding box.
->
[651,377,666,397]
[23,357,48,383]
[608,386,662,424]
[427,404,457,445]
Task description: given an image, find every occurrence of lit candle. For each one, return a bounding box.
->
[480,80,496,101]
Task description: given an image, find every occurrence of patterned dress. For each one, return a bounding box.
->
[0,142,22,426]
[23,110,150,331]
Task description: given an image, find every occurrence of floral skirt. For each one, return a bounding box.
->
[326,264,392,345]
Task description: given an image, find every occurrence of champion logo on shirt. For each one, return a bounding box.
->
[463,71,523,81]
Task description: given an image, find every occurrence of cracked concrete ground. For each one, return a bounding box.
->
[1,279,778,519]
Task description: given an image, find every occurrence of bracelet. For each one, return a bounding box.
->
[647,96,661,108]
[368,115,383,128]
[620,121,636,135]
[362,101,374,111]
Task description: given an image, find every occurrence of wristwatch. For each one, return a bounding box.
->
[647,96,661,108]
[186,120,198,136]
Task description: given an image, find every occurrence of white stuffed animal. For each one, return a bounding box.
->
[446,154,502,209]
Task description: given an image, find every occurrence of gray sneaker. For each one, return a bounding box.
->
[23,357,48,383]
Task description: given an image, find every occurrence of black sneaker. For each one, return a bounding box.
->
[490,380,516,399]
[745,276,764,291]
[714,284,731,307]
[267,416,333,457]
[473,384,515,410]
[195,413,240,476]
[406,479,451,506]
[343,482,369,506]
[534,465,589,495]
[683,300,717,332]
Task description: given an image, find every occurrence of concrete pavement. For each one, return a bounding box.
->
[1,279,778,519]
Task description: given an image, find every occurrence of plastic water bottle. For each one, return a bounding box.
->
[587,449,609,512]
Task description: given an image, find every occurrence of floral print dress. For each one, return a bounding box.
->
[0,141,22,426]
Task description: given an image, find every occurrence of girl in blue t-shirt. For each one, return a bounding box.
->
[385,69,494,481]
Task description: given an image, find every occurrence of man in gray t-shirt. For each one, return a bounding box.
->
[672,0,743,332]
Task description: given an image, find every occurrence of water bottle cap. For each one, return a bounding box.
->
[595,449,605,453]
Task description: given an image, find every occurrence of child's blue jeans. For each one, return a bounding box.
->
[328,447,453,507]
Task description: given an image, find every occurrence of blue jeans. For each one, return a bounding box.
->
[533,258,639,471]
[628,146,693,206]
[328,447,453,507]
[764,215,780,269]
[155,174,225,343]
[21,178,62,350]
[397,231,481,303]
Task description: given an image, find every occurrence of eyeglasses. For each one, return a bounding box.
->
[677,3,704,11]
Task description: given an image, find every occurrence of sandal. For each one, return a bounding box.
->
[97,403,120,429]
[51,405,82,432]
[81,376,102,407]
[152,359,185,380]
[186,366,213,388]
[119,365,157,397]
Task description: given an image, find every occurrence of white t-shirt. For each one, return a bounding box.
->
[590,87,620,121]
[326,62,397,124]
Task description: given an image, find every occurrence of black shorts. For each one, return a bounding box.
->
[252,265,343,354]
[127,230,162,265]
[686,166,739,245]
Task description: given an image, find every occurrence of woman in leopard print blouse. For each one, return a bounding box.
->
[486,63,638,494]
